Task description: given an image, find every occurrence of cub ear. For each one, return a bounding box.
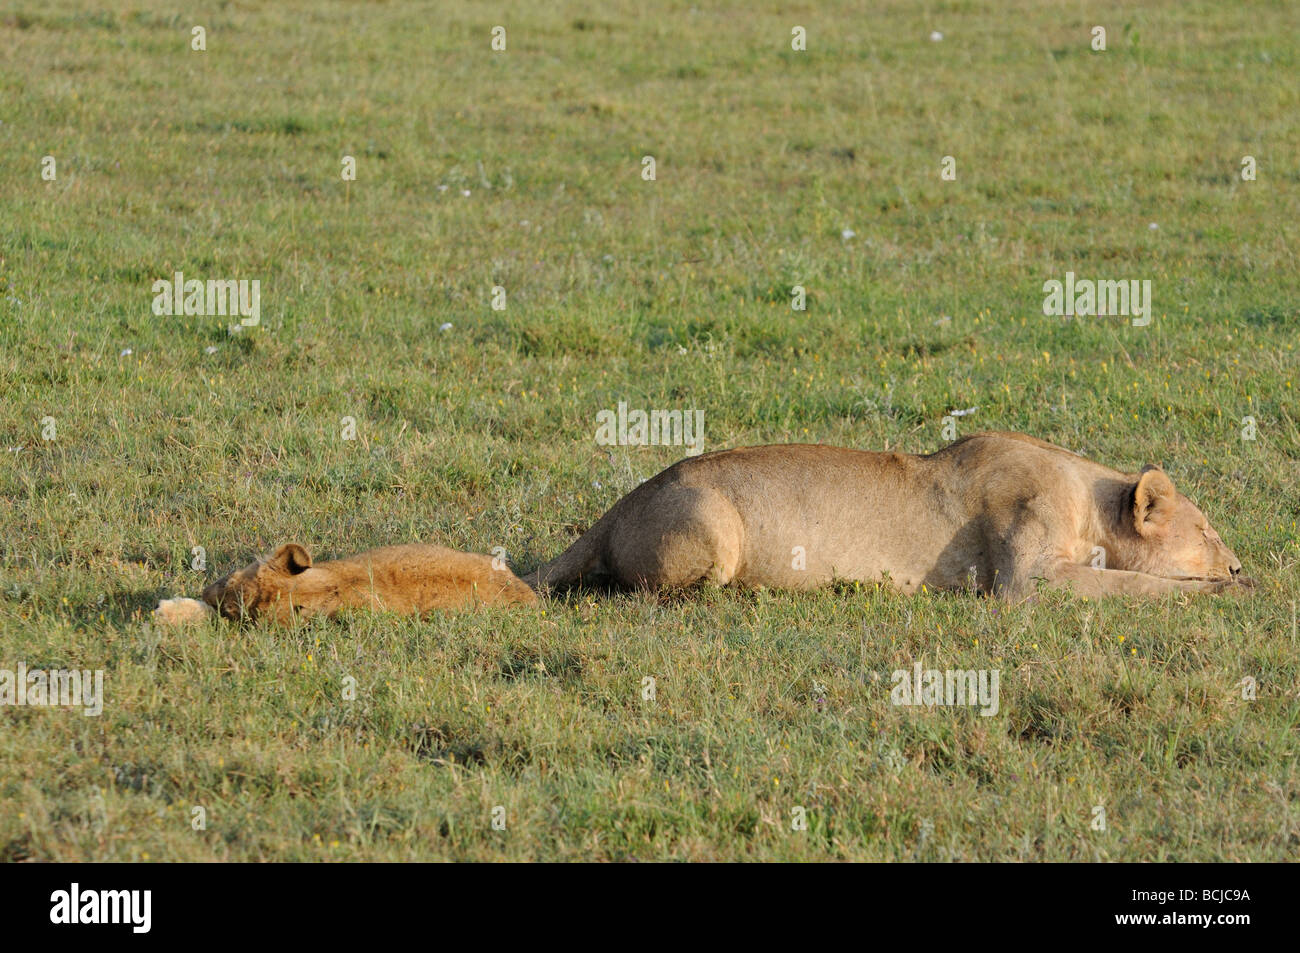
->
[1133,465,1177,537]
[269,543,312,575]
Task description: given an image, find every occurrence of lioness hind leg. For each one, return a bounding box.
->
[606,486,744,590]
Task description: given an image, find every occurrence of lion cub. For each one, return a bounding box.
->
[155,542,537,625]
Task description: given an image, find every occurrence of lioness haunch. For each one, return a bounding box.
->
[154,542,537,625]
[526,432,1251,601]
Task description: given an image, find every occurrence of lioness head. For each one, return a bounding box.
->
[201,543,312,619]
[1125,466,1243,584]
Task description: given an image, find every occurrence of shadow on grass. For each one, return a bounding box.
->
[67,586,175,629]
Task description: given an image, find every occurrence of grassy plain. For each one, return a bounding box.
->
[1,1,1297,860]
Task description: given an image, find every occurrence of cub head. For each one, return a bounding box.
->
[201,543,313,619]
[1125,466,1244,585]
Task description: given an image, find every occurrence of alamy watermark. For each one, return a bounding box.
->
[1,664,104,716]
[890,663,999,716]
[1042,272,1151,326]
[595,401,704,455]
[151,272,260,326]
[50,883,150,933]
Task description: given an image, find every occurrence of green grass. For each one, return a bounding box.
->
[1,0,1297,861]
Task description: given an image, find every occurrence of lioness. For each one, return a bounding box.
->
[155,542,537,625]
[526,432,1249,601]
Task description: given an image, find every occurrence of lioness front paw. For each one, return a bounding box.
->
[1206,576,1256,596]
[1225,575,1257,596]
[153,597,215,625]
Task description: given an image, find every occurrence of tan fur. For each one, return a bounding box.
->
[153,597,216,626]
[199,543,538,623]
[525,432,1251,601]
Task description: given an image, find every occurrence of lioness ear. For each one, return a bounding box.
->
[1133,466,1177,536]
[269,543,312,575]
